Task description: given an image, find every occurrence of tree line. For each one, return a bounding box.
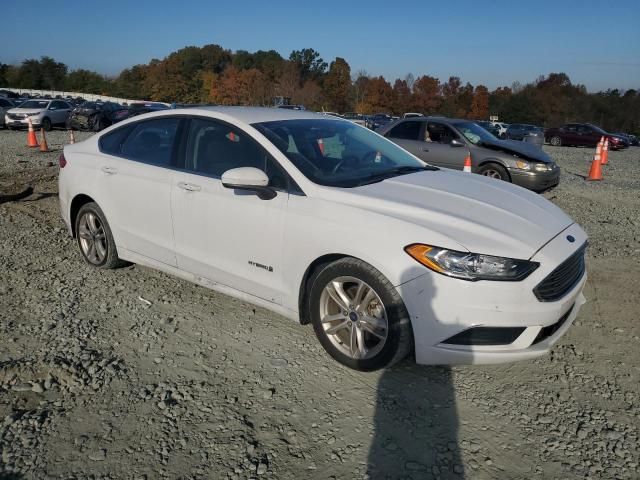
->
[1,45,638,133]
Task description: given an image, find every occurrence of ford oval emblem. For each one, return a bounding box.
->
[567,235,575,243]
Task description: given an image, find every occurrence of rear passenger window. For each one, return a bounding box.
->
[99,124,135,156]
[387,120,422,141]
[120,118,180,166]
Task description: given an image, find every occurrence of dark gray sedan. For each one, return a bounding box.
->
[377,116,560,192]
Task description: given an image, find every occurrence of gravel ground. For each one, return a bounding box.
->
[0,128,639,480]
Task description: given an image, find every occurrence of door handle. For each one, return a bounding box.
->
[177,182,201,192]
[101,166,118,175]
[421,148,430,152]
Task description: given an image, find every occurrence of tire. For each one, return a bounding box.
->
[41,117,52,131]
[550,136,562,147]
[74,202,127,269]
[478,162,510,182]
[307,257,413,371]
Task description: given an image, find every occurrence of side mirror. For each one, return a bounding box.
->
[450,138,465,147]
[49,107,57,111]
[221,167,276,200]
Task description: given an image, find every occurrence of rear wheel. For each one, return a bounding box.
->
[75,202,126,269]
[478,162,510,182]
[308,257,413,371]
[550,136,562,146]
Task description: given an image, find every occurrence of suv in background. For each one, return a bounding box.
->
[475,120,501,138]
[377,116,559,192]
[545,123,627,150]
[342,112,366,126]
[5,99,72,131]
[367,113,393,130]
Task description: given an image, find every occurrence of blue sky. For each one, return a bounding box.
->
[3,0,639,91]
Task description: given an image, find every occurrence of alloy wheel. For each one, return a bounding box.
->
[481,168,503,179]
[78,211,108,264]
[319,276,388,360]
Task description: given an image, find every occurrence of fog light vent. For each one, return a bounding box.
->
[442,327,525,346]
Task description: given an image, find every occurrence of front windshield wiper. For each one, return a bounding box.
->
[356,165,438,186]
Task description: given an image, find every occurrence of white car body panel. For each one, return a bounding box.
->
[59,107,587,366]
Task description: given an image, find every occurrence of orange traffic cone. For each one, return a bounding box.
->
[26,118,39,148]
[69,129,76,144]
[317,138,325,155]
[463,153,472,173]
[39,129,50,152]
[601,138,609,165]
[586,150,603,181]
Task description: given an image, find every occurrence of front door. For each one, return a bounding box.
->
[171,117,289,304]
[420,121,468,170]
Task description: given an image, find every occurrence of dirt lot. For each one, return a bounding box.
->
[1,128,639,480]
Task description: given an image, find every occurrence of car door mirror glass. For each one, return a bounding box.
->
[221,167,275,200]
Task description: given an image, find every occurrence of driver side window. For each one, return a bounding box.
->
[184,118,288,190]
[426,122,459,144]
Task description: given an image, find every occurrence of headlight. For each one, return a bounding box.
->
[405,244,539,281]
[27,112,41,116]
[515,160,531,170]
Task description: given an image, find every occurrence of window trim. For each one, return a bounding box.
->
[98,116,185,170]
[175,115,305,196]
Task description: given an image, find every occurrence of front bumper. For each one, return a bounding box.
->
[509,167,560,191]
[397,223,587,365]
[4,116,42,128]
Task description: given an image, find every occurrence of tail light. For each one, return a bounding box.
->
[58,153,67,168]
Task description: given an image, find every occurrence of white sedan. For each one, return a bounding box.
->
[58,107,587,371]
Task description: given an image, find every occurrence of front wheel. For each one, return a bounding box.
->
[41,117,52,131]
[478,163,510,182]
[549,136,562,146]
[308,257,413,371]
[75,202,126,269]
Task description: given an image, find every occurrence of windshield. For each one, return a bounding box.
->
[588,124,607,134]
[253,119,430,188]
[455,121,498,145]
[18,100,49,109]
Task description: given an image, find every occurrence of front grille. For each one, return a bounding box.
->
[442,326,525,346]
[533,243,586,302]
[8,113,25,120]
[532,304,574,344]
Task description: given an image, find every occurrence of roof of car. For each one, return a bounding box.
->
[170,106,333,124]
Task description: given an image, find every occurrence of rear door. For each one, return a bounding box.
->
[384,120,426,160]
[95,116,181,266]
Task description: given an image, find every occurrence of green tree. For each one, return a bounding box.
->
[289,48,327,81]
[322,57,352,112]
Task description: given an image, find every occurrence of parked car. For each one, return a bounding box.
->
[544,123,627,150]
[0,89,20,99]
[403,112,423,118]
[276,104,306,110]
[378,116,559,192]
[506,124,544,141]
[342,112,366,126]
[475,120,501,138]
[0,97,15,128]
[112,102,170,122]
[320,112,342,118]
[5,99,72,131]
[613,132,638,146]
[59,107,587,371]
[67,101,128,132]
[491,122,509,138]
[366,113,393,130]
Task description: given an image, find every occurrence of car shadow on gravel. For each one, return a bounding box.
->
[368,268,464,479]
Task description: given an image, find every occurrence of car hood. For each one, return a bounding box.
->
[478,138,551,162]
[332,169,573,259]
[8,108,44,115]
